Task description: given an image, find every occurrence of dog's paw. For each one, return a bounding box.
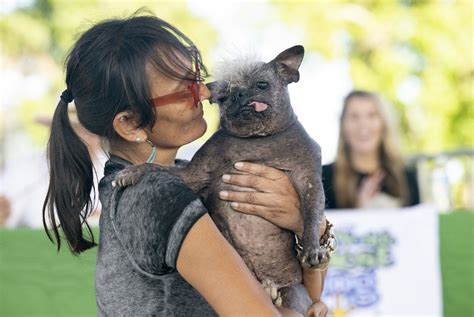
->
[262,279,282,306]
[298,246,330,269]
[112,163,158,188]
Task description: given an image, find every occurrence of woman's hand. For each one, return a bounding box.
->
[306,300,328,317]
[356,170,385,208]
[218,162,326,238]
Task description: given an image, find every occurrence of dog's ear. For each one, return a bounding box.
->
[270,45,304,84]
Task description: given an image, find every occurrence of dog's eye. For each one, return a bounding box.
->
[256,81,269,90]
[218,96,228,103]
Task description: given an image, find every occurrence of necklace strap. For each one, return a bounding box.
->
[145,140,156,163]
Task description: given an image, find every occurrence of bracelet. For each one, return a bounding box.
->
[294,218,337,265]
[320,219,336,254]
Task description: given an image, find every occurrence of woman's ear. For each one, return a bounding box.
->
[112,111,147,142]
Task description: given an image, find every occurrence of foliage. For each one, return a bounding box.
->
[1,0,471,154]
[273,0,473,153]
[0,0,219,146]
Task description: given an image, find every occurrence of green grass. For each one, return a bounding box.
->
[0,229,98,317]
[0,213,473,316]
[439,211,474,317]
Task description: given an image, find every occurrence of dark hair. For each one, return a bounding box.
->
[42,13,207,255]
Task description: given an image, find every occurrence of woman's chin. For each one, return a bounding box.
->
[351,143,379,155]
[184,120,207,145]
[197,119,207,137]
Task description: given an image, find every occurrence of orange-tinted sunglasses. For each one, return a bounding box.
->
[151,50,202,108]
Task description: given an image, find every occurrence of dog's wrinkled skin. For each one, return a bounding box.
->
[115,45,327,315]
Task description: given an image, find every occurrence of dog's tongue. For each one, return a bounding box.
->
[248,101,269,112]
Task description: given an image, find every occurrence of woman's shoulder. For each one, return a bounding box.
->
[402,164,419,190]
[403,164,420,206]
[403,164,417,177]
[99,160,199,222]
[105,167,207,275]
[121,169,197,213]
[322,162,335,179]
[101,157,193,199]
[322,162,338,209]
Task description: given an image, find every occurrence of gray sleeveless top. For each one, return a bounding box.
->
[95,156,216,316]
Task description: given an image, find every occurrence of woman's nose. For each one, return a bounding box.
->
[199,82,212,102]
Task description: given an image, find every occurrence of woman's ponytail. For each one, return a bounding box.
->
[42,14,206,254]
[42,90,96,255]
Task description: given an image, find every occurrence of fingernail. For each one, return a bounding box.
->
[219,191,229,199]
[222,174,231,181]
[230,202,238,208]
[235,162,244,169]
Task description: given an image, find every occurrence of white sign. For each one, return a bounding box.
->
[322,204,442,317]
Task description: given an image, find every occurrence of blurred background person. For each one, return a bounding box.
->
[0,195,11,226]
[0,105,104,228]
[322,90,420,209]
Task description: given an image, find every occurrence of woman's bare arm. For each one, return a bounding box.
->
[302,267,327,302]
[177,213,301,317]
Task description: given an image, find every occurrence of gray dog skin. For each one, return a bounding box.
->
[115,45,328,314]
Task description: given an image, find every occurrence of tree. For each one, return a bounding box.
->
[273,0,473,153]
[0,0,219,149]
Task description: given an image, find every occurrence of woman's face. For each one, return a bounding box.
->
[342,96,384,156]
[146,63,210,149]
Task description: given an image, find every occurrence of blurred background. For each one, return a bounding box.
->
[1,0,472,226]
[0,0,472,316]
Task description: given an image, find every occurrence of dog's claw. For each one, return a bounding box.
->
[299,246,330,269]
[113,163,160,188]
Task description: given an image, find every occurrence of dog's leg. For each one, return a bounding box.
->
[279,283,312,315]
[113,163,165,187]
[298,177,330,268]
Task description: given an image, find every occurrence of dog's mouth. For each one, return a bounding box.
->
[246,101,269,112]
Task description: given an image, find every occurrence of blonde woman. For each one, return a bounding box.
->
[322,90,420,209]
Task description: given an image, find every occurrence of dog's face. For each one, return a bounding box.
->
[208,45,304,137]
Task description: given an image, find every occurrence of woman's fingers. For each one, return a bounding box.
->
[220,161,303,234]
[219,190,279,207]
[226,201,273,218]
[233,162,287,181]
[319,214,327,237]
[225,200,303,235]
[367,170,385,195]
[222,173,274,193]
[306,301,328,317]
[361,174,381,197]
[357,170,387,207]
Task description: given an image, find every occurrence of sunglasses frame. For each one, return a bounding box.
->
[150,49,202,108]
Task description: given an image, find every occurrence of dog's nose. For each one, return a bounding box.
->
[206,81,217,91]
[205,82,218,104]
[231,91,244,103]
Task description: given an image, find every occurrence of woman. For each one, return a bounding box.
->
[42,14,329,316]
[323,90,420,209]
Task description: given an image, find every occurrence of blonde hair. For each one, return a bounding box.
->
[334,90,409,208]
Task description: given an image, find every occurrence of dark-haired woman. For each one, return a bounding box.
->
[323,90,420,209]
[42,15,329,316]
